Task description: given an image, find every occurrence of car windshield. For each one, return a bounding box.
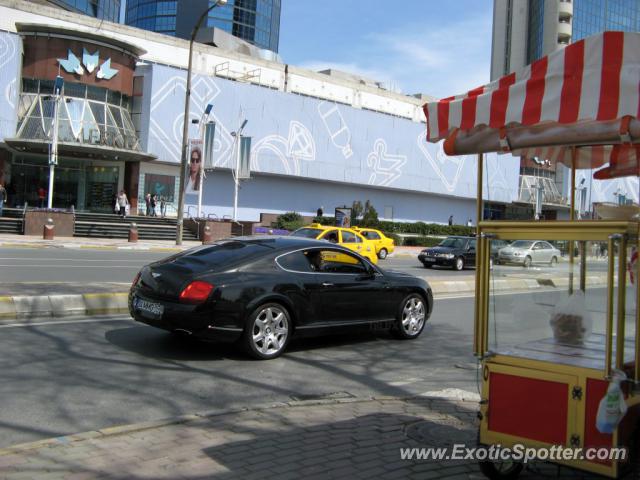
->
[438,238,465,249]
[511,241,534,249]
[291,228,321,239]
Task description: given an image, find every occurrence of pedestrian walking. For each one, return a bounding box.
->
[316,206,324,217]
[117,190,129,218]
[0,182,6,217]
[448,215,453,226]
[466,218,473,227]
[150,194,158,217]
[160,197,166,217]
[145,193,151,216]
[38,186,46,208]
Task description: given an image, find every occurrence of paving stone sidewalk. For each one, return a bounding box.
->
[0,397,604,480]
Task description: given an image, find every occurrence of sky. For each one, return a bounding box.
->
[278,0,494,99]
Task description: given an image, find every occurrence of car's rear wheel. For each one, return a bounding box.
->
[378,248,388,259]
[242,303,291,360]
[453,257,464,271]
[523,256,532,268]
[392,294,426,339]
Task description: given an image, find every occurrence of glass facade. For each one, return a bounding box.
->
[17,79,140,152]
[527,0,545,64]
[47,0,121,23]
[573,0,640,41]
[125,0,281,52]
[126,0,178,36]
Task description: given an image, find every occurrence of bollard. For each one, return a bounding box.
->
[128,223,138,243]
[202,225,212,244]
[43,218,55,240]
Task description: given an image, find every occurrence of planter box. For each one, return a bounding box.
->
[24,210,74,237]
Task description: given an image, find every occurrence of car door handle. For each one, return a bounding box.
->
[322,282,334,287]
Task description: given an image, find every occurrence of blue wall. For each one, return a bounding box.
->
[143,63,521,217]
[0,32,21,141]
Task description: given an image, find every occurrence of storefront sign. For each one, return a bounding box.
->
[335,207,352,227]
[58,48,119,80]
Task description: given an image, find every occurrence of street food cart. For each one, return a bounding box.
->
[423,31,639,478]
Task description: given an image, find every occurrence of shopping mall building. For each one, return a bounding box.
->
[0,0,629,224]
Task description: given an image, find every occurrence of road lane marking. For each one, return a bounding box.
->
[0,317,131,328]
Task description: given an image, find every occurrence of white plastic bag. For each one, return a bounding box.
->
[549,291,593,344]
[596,370,628,434]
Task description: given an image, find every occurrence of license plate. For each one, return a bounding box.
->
[424,258,436,262]
[134,297,164,318]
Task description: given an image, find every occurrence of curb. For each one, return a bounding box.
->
[0,395,476,456]
[0,242,185,252]
[0,292,129,321]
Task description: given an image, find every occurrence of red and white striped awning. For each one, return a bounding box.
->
[423,31,640,177]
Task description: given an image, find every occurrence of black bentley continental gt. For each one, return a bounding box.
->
[130,236,433,359]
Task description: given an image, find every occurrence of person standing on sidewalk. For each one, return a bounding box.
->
[160,196,166,217]
[145,193,151,216]
[448,215,454,226]
[0,182,6,217]
[38,186,46,208]
[117,190,129,218]
[150,194,158,217]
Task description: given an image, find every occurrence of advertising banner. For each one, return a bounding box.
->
[186,138,203,195]
[335,207,352,227]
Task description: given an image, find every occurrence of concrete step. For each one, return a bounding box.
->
[74,222,198,241]
[0,218,22,234]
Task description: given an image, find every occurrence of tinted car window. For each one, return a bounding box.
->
[309,249,368,274]
[511,241,534,249]
[291,228,322,239]
[469,239,476,249]
[363,231,380,240]
[342,231,360,243]
[322,230,340,243]
[166,241,269,271]
[439,237,465,249]
[276,251,313,272]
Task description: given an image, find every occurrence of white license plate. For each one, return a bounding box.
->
[135,298,164,317]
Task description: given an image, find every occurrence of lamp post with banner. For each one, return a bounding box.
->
[175,0,228,245]
[231,119,249,222]
[197,104,213,218]
[47,75,64,209]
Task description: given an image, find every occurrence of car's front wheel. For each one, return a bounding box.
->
[523,256,532,268]
[242,303,291,360]
[378,248,388,260]
[392,294,427,339]
[549,256,558,266]
[453,257,465,271]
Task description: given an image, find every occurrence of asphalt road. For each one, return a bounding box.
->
[0,294,480,448]
[0,247,472,285]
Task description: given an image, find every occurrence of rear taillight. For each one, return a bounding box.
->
[132,271,141,288]
[179,281,214,303]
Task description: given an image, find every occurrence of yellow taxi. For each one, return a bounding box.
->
[290,224,378,264]
[353,227,395,259]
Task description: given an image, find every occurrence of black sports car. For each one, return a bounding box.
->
[130,236,433,359]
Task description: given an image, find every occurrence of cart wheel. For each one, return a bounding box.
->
[478,459,523,480]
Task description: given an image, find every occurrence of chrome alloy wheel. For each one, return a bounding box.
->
[251,306,289,356]
[401,297,425,336]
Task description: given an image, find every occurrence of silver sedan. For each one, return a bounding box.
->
[498,240,561,267]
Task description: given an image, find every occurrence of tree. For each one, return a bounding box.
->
[275,211,304,231]
[361,200,379,227]
[351,201,363,226]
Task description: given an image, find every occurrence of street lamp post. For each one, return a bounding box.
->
[232,119,248,222]
[175,0,227,245]
[197,103,213,218]
[47,75,64,209]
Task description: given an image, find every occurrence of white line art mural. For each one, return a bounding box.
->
[416,132,465,192]
[5,78,16,109]
[150,75,234,167]
[366,139,407,187]
[251,121,316,175]
[318,101,353,159]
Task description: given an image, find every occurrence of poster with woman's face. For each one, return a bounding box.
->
[187,139,203,194]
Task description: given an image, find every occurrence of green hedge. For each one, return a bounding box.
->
[402,236,444,247]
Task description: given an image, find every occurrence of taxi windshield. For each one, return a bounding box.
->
[291,228,322,239]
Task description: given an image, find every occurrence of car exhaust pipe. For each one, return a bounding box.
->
[174,328,193,335]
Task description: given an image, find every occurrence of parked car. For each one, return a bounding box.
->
[418,236,479,271]
[130,237,433,359]
[290,224,378,264]
[491,239,511,265]
[352,227,395,259]
[497,240,561,267]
